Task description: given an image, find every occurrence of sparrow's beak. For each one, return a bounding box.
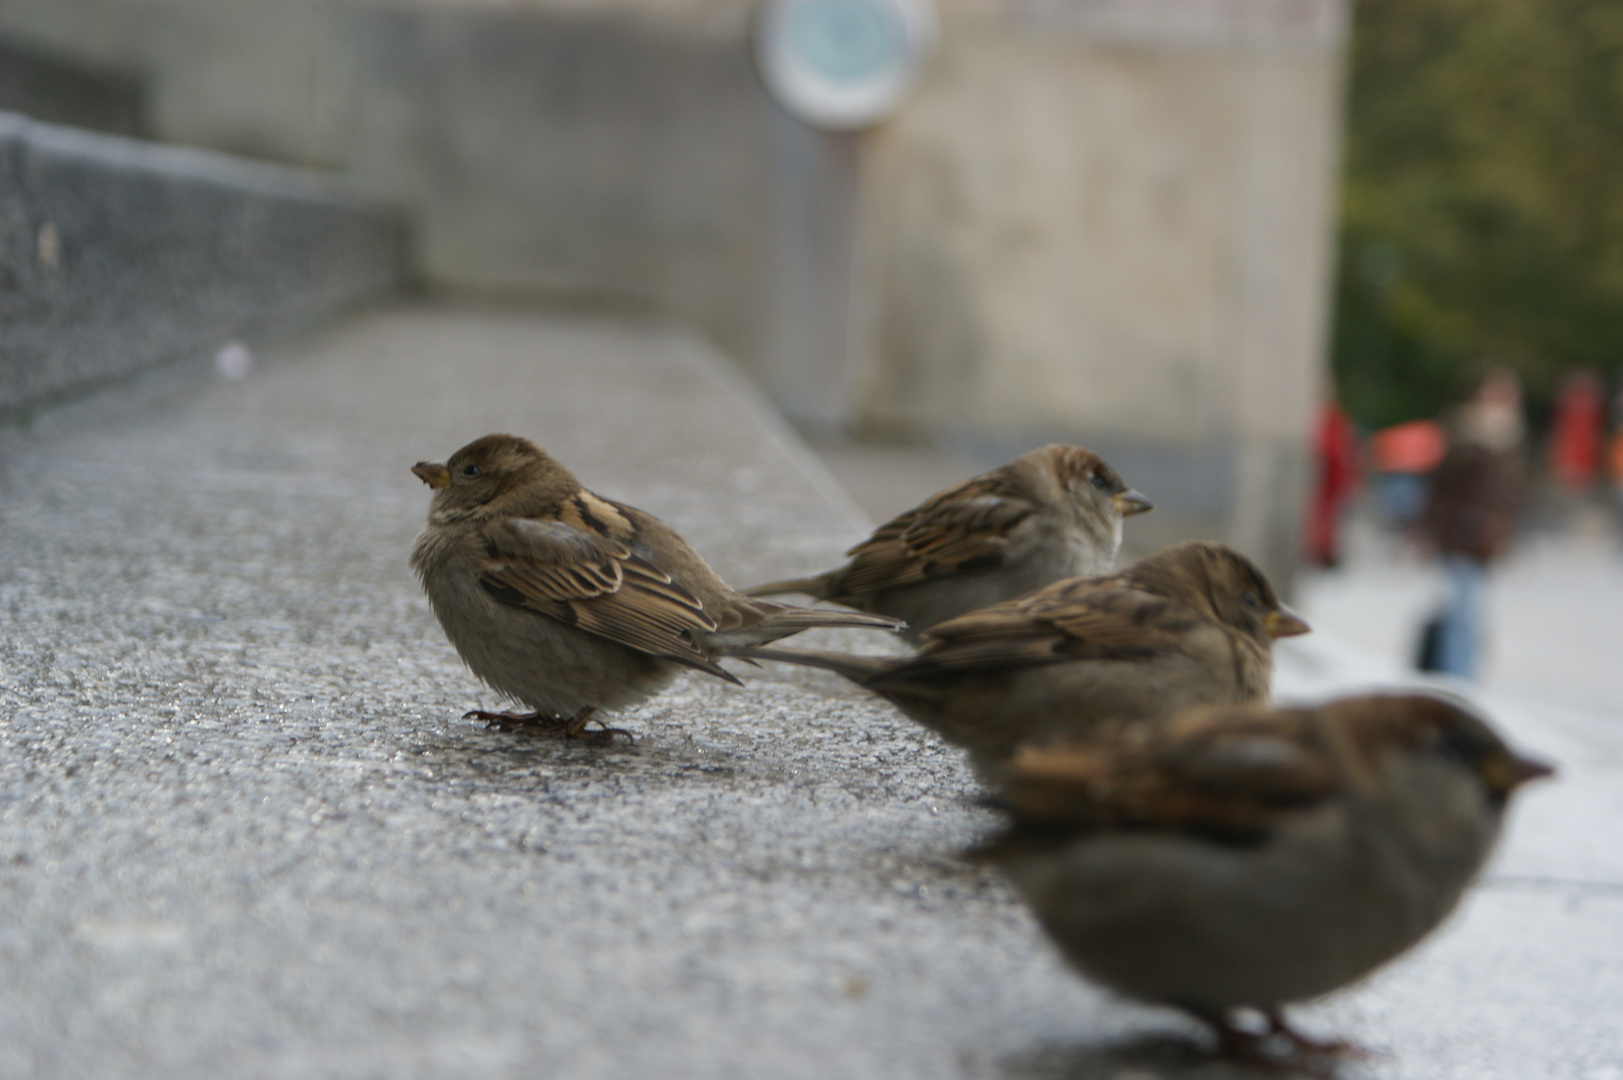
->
[412,461,451,490]
[1112,489,1154,516]
[1264,606,1311,638]
[1483,751,1556,796]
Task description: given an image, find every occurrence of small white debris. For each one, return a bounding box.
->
[215,341,254,380]
[36,221,61,271]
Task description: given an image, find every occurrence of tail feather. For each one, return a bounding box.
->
[723,645,896,683]
[741,574,831,599]
[746,603,903,639]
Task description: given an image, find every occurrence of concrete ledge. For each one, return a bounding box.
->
[0,111,405,415]
[0,307,1610,1079]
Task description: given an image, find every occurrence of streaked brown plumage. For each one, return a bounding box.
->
[409,434,903,738]
[735,541,1309,778]
[979,695,1552,1066]
[743,444,1152,641]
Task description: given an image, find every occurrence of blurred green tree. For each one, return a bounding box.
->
[1335,0,1623,429]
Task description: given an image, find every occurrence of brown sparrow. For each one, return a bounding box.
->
[977,695,1552,1067]
[743,444,1152,641]
[410,434,903,738]
[735,541,1309,778]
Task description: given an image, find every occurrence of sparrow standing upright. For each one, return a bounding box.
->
[735,541,1309,778]
[410,434,903,738]
[977,695,1552,1066]
[744,444,1152,641]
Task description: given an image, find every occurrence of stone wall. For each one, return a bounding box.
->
[0,2,780,377]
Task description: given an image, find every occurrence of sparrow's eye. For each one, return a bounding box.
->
[1241,591,1259,608]
[463,464,481,477]
[1090,472,1112,491]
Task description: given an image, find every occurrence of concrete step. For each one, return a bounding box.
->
[0,307,1613,1079]
[0,111,404,417]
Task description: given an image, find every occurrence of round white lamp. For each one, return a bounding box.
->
[754,0,939,131]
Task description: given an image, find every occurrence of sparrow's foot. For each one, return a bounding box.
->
[464,709,556,732]
[562,706,635,744]
[1183,1006,1352,1075]
[1266,1008,1367,1059]
[461,708,632,743]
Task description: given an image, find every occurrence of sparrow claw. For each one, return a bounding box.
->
[461,708,633,743]
[563,707,635,744]
[464,709,553,732]
[570,724,635,745]
[1185,1006,1354,1075]
[1266,1008,1369,1060]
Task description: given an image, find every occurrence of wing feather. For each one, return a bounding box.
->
[908,583,1201,672]
[828,475,1038,597]
[1002,709,1338,841]
[477,517,732,679]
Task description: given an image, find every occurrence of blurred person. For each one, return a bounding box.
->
[1610,427,1623,539]
[1609,381,1623,543]
[1370,418,1445,527]
[1416,366,1527,677]
[1305,401,1360,568]
[1548,369,1604,494]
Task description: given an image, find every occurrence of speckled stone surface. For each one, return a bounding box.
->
[0,308,1616,1080]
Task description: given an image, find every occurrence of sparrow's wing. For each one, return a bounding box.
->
[830,474,1038,596]
[477,517,734,680]
[911,585,1201,671]
[1001,711,1337,841]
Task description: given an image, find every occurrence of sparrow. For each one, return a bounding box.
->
[409,434,904,739]
[743,444,1152,641]
[976,695,1552,1067]
[734,541,1309,779]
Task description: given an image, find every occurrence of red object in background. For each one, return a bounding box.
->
[1306,403,1360,567]
[1370,419,1446,475]
[1549,369,1604,492]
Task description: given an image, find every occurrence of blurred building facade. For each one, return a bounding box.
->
[0,0,1347,585]
[858,0,1347,582]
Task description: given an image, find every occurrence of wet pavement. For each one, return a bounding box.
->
[2,307,1618,1079]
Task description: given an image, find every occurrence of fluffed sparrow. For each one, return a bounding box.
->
[735,541,1308,778]
[977,694,1552,1066]
[410,434,903,738]
[744,444,1152,641]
